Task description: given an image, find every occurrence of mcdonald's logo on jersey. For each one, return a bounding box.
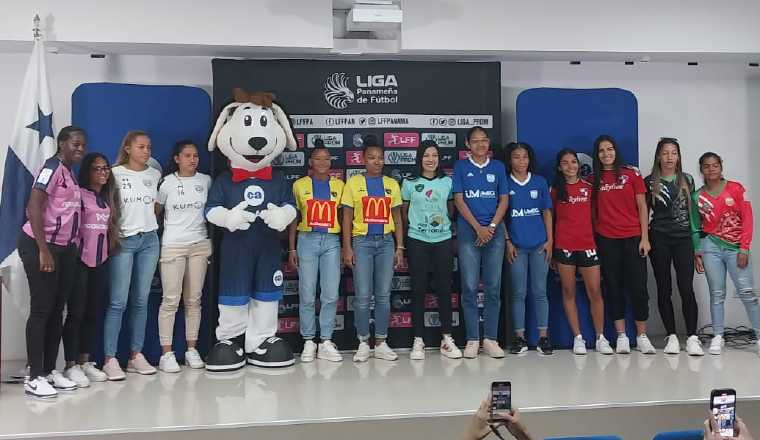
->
[306,199,337,228]
[362,196,391,224]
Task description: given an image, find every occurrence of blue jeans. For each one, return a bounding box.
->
[458,223,505,341]
[104,231,160,357]
[352,234,395,340]
[701,237,760,337]
[509,244,549,332]
[297,232,341,341]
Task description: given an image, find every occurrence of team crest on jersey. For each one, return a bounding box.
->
[244,185,265,207]
[195,185,204,193]
[530,190,539,199]
[580,187,589,197]
[725,197,735,206]
[384,188,392,195]
[272,270,284,287]
[618,175,629,185]
[143,179,154,187]
[486,173,495,183]
[415,184,424,192]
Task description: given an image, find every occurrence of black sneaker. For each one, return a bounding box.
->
[510,336,528,354]
[537,336,554,355]
[246,336,295,368]
[206,340,246,372]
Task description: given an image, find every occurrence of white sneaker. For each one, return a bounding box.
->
[81,362,108,382]
[709,335,724,355]
[616,334,631,354]
[25,376,57,399]
[318,340,343,362]
[64,365,90,388]
[482,339,505,358]
[664,334,681,354]
[47,370,77,391]
[636,334,656,354]
[686,335,705,356]
[573,335,587,355]
[353,341,371,362]
[301,340,317,363]
[127,353,157,375]
[440,335,463,359]
[596,335,614,355]
[184,348,205,369]
[410,337,425,360]
[159,352,181,373]
[103,358,126,381]
[463,341,480,359]
[374,341,398,361]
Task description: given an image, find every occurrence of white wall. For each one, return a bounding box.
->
[0,0,333,50]
[2,53,759,359]
[402,0,760,55]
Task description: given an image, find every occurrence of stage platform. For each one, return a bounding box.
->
[1,341,759,439]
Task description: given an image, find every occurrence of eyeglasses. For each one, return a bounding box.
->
[92,166,111,173]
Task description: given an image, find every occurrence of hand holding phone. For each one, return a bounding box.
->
[710,388,737,438]
[490,381,512,421]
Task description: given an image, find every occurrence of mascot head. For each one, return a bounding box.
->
[208,88,297,172]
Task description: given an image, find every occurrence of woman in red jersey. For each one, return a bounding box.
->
[551,148,612,355]
[592,135,655,355]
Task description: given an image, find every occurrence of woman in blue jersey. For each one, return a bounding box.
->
[402,140,462,360]
[504,142,554,356]
[453,127,509,359]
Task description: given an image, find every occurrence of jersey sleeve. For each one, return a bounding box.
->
[401,179,411,202]
[205,176,226,216]
[445,177,453,200]
[389,178,402,208]
[156,177,169,205]
[541,179,553,210]
[341,177,355,208]
[689,190,703,253]
[279,177,295,208]
[452,162,463,194]
[32,160,60,194]
[497,162,509,196]
[735,184,753,252]
[631,171,647,195]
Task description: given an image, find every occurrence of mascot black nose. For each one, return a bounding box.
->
[248,137,268,150]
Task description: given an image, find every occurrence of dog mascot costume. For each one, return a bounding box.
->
[205,89,297,371]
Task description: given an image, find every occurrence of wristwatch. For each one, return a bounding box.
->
[488,223,497,229]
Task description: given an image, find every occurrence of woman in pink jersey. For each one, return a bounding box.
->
[551,149,612,355]
[18,126,85,398]
[691,152,760,355]
[591,135,656,355]
[59,153,120,387]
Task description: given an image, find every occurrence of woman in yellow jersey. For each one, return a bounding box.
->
[288,146,344,363]
[341,135,404,362]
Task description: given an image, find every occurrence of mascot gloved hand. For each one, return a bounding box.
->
[205,89,297,371]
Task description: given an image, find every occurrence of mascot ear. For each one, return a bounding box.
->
[208,102,241,151]
[272,103,298,151]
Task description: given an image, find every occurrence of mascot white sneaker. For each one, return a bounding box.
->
[205,89,297,371]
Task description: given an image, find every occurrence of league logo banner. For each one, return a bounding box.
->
[421,132,456,148]
[384,150,416,165]
[345,150,365,166]
[389,312,413,328]
[273,151,306,167]
[307,133,343,148]
[278,317,299,333]
[384,132,419,148]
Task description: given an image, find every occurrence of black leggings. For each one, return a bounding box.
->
[63,261,107,362]
[18,233,78,378]
[596,235,649,322]
[407,237,454,337]
[649,231,698,335]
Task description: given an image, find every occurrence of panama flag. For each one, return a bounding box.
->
[0,38,56,314]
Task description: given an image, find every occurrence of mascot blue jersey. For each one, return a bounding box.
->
[206,170,295,305]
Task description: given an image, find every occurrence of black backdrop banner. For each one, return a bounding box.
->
[211,59,502,352]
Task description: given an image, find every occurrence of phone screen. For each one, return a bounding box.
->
[711,391,736,437]
[490,381,511,420]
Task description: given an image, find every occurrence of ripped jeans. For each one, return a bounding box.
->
[701,237,760,337]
